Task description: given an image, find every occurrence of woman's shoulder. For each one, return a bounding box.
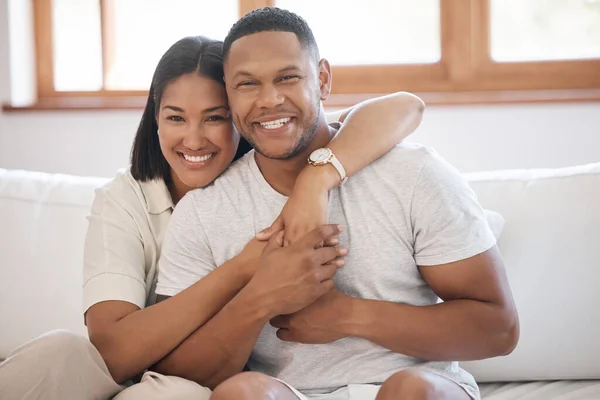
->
[95,168,142,203]
[93,168,172,216]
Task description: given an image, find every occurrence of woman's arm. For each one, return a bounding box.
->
[86,258,253,383]
[84,184,265,384]
[325,91,424,183]
[263,92,425,244]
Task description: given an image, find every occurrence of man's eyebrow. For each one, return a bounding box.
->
[231,66,302,80]
[232,70,254,80]
[278,66,302,74]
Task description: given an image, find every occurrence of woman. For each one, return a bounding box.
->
[0,36,424,400]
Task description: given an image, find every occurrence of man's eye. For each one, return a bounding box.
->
[280,75,300,82]
[167,116,184,122]
[238,81,257,87]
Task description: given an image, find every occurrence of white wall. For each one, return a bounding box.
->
[1,0,598,178]
[1,103,599,178]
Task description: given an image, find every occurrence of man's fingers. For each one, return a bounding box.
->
[318,279,335,296]
[264,231,285,251]
[314,245,348,266]
[316,263,340,282]
[276,328,293,342]
[270,315,288,329]
[323,237,340,247]
[299,225,343,249]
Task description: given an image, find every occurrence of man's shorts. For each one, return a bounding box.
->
[274,370,479,400]
[275,381,381,400]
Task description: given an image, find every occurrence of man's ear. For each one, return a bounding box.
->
[318,58,332,101]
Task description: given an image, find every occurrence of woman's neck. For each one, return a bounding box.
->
[167,170,192,206]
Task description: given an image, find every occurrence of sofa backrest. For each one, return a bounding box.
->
[1,164,599,381]
[463,162,600,381]
[0,169,109,358]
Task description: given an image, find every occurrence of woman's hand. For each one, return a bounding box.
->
[235,234,273,281]
[257,166,339,247]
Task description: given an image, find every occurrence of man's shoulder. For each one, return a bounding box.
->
[367,142,445,178]
[386,141,440,163]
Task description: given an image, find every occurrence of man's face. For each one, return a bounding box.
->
[224,31,330,160]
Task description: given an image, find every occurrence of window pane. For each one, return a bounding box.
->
[491,0,600,62]
[274,0,440,65]
[107,0,238,90]
[52,0,103,91]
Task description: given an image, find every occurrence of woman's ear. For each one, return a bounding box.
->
[318,58,332,101]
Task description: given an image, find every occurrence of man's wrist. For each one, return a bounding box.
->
[336,296,376,339]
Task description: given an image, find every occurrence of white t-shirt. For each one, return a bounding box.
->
[83,169,173,313]
[156,143,496,397]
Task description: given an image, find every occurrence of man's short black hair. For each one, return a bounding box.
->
[223,7,320,64]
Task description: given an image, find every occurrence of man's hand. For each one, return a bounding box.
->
[269,289,352,344]
[244,225,347,318]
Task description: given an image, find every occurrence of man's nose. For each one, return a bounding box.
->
[256,84,285,109]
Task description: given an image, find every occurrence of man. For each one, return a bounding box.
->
[155,7,519,400]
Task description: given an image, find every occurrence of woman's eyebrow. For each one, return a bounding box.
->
[203,105,229,113]
[162,105,184,112]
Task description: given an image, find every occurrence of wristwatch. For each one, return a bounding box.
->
[308,148,347,185]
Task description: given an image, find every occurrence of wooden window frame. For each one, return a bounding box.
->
[6,0,600,111]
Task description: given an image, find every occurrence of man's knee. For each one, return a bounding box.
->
[211,372,282,400]
[377,369,437,400]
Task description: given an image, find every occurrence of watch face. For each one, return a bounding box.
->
[311,148,331,162]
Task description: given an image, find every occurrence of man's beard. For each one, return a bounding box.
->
[240,104,321,161]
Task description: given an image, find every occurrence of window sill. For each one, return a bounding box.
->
[2,96,148,111]
[3,89,600,112]
[325,89,600,108]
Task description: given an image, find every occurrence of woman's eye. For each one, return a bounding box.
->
[206,115,227,122]
[238,81,257,87]
[167,115,184,122]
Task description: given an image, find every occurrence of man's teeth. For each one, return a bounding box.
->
[259,118,291,130]
[183,153,214,163]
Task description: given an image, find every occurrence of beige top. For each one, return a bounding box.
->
[82,169,173,313]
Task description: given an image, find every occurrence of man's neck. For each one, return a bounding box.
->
[255,118,335,196]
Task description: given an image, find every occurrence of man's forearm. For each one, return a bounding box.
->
[341,297,518,361]
[152,287,271,389]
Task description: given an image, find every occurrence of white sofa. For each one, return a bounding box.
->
[1,163,599,399]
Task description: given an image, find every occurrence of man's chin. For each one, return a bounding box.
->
[254,146,297,160]
[252,140,305,160]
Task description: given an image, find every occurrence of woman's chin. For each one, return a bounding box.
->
[180,174,215,190]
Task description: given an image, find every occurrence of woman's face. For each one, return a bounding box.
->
[157,73,239,197]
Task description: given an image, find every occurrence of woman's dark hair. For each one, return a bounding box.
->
[130,35,251,183]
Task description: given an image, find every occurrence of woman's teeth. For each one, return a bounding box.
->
[259,118,291,130]
[183,153,214,163]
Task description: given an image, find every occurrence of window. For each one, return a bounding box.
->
[491,0,600,62]
[276,0,441,65]
[38,0,240,95]
[29,0,600,108]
